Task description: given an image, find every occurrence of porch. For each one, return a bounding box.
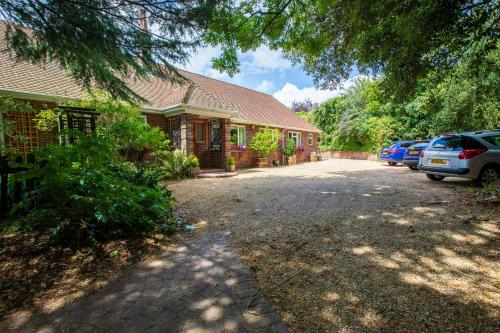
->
[165,114,232,169]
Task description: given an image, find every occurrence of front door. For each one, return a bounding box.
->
[193,120,209,168]
[193,120,223,169]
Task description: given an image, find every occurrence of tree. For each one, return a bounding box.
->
[208,0,499,97]
[291,99,317,113]
[0,0,221,103]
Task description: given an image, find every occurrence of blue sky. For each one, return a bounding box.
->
[179,45,358,107]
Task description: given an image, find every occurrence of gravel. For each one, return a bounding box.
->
[169,159,500,333]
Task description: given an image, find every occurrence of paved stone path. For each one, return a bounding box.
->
[2,233,287,333]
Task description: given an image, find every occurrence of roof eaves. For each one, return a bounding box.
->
[0,88,80,103]
[232,118,322,133]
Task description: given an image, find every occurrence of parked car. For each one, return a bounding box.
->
[402,140,430,170]
[379,141,417,165]
[419,130,500,184]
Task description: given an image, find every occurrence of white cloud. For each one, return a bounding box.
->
[255,80,275,93]
[273,77,360,107]
[179,45,222,74]
[242,46,292,73]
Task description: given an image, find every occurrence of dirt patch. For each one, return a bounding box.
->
[169,160,500,332]
[0,228,187,319]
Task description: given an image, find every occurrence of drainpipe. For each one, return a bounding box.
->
[280,128,286,165]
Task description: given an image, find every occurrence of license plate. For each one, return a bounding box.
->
[409,150,419,155]
[382,152,388,155]
[430,159,448,165]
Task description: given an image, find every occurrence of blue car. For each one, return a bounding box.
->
[402,141,430,170]
[378,141,416,165]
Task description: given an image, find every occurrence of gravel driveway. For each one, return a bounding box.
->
[169,159,499,333]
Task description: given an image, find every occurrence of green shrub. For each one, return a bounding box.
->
[283,140,296,157]
[191,156,200,168]
[23,136,174,246]
[250,128,279,158]
[162,149,197,180]
[65,93,171,162]
[227,156,235,165]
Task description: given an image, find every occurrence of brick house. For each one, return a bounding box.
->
[0,29,320,168]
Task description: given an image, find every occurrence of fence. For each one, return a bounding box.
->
[0,155,38,218]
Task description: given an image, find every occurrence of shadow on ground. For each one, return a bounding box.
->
[170,162,499,332]
[1,233,287,333]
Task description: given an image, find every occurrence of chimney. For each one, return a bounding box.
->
[140,9,147,32]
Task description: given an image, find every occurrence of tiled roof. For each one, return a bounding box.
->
[0,23,320,132]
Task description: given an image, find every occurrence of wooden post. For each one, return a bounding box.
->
[13,156,23,204]
[26,153,35,192]
[0,156,8,216]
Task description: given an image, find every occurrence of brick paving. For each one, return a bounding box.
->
[2,233,287,333]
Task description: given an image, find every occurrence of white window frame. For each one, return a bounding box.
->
[308,133,314,145]
[231,125,246,146]
[288,131,301,147]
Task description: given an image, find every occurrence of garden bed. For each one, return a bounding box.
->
[0,227,180,318]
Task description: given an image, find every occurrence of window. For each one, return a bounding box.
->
[428,136,463,151]
[195,122,205,143]
[288,131,301,147]
[400,141,414,148]
[428,136,485,151]
[230,125,246,146]
[484,135,500,147]
[408,142,429,149]
[308,133,314,145]
[211,121,221,149]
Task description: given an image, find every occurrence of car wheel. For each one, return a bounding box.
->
[426,174,445,181]
[408,165,418,171]
[388,162,397,166]
[478,166,499,185]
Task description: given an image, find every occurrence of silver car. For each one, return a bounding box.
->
[419,130,500,184]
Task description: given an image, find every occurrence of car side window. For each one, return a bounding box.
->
[483,135,500,147]
[463,136,486,149]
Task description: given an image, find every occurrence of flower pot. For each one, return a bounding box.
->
[286,155,297,166]
[257,157,268,168]
[308,155,318,162]
[272,160,280,166]
[226,164,236,172]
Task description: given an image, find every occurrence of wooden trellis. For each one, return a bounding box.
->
[4,110,39,160]
[58,106,98,144]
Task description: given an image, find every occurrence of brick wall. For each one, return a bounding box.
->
[320,151,378,161]
[230,123,319,168]
[143,112,167,133]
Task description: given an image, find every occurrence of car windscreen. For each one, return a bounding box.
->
[428,136,463,151]
[483,135,500,147]
[400,142,413,148]
[429,136,485,151]
[408,142,428,149]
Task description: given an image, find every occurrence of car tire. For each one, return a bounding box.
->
[426,174,445,181]
[388,162,397,166]
[408,165,418,171]
[478,166,499,185]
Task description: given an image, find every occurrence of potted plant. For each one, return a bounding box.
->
[191,156,200,174]
[283,140,297,165]
[308,151,318,162]
[249,128,279,168]
[226,156,236,172]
